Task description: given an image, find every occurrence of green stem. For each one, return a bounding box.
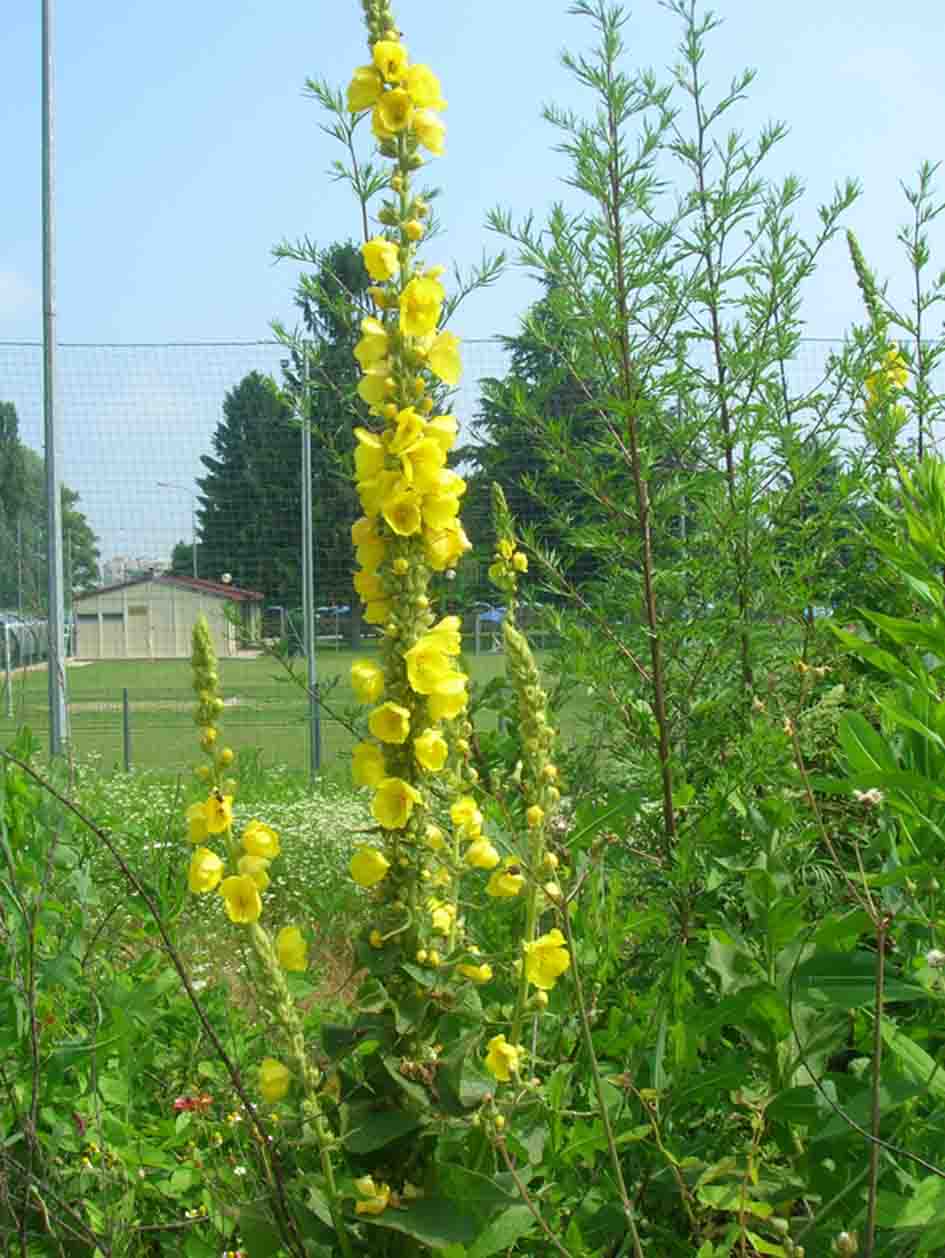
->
[864,918,889,1258]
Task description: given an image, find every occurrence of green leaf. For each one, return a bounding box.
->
[874,1176,945,1227]
[745,1231,786,1256]
[358,1197,482,1248]
[793,951,927,1008]
[343,1106,421,1154]
[466,1205,536,1257]
[880,1018,945,1101]
[837,712,896,775]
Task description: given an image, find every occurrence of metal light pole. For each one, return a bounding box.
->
[157,482,199,577]
[42,0,68,754]
[299,348,321,776]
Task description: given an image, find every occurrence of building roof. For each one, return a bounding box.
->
[74,572,265,603]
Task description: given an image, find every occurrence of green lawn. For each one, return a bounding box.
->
[0,645,521,776]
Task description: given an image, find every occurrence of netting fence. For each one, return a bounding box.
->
[0,335,940,774]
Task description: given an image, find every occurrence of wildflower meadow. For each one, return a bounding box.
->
[4,2,945,1256]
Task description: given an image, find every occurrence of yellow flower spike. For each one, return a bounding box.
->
[372,777,422,829]
[428,331,462,386]
[375,88,414,135]
[259,1058,291,1104]
[275,925,308,972]
[405,63,446,110]
[465,837,500,870]
[219,875,263,924]
[354,1175,392,1216]
[450,796,484,835]
[205,792,233,835]
[188,847,224,894]
[354,317,390,370]
[351,659,385,705]
[362,237,399,282]
[523,928,571,991]
[241,820,280,860]
[427,674,469,721]
[238,853,271,892]
[484,1034,522,1083]
[381,489,423,537]
[186,801,209,843]
[424,823,446,851]
[458,962,493,984]
[350,846,391,888]
[414,727,449,772]
[372,38,408,83]
[368,701,412,745]
[347,64,384,111]
[412,108,446,155]
[352,740,387,787]
[526,804,545,829]
[399,275,445,338]
[486,859,526,899]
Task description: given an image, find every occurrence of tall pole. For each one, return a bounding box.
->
[300,348,321,776]
[42,0,68,754]
[191,499,198,578]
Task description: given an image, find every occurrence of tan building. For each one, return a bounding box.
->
[73,573,263,660]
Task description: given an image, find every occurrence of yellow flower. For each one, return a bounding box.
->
[424,823,446,851]
[867,347,909,402]
[404,219,424,242]
[363,598,393,626]
[205,793,233,834]
[372,777,422,830]
[259,1058,291,1103]
[382,489,423,537]
[388,407,426,455]
[238,853,271,891]
[414,727,449,772]
[402,438,446,494]
[428,330,462,385]
[350,846,391,888]
[352,740,386,787]
[421,490,461,531]
[427,674,468,721]
[188,847,224,894]
[424,519,472,570]
[354,568,386,603]
[428,898,455,934]
[242,820,280,860]
[413,108,446,155]
[523,928,571,991]
[354,426,387,482]
[359,468,404,518]
[219,875,263,924]
[404,635,453,695]
[399,275,445,338]
[375,88,414,135]
[430,614,462,654]
[451,796,483,835]
[458,962,493,984]
[354,1175,391,1217]
[352,515,380,546]
[362,237,399,282]
[186,802,209,843]
[512,551,528,573]
[405,64,446,109]
[275,925,308,972]
[526,804,545,829]
[347,64,383,111]
[486,859,526,899]
[498,539,515,560]
[373,38,408,83]
[426,412,459,453]
[465,837,500,870]
[485,1034,521,1083]
[369,702,412,745]
[351,659,385,705]
[357,364,393,410]
[354,317,388,369]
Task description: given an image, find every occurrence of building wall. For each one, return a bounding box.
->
[75,582,258,659]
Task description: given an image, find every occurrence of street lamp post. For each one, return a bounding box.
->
[157,482,198,578]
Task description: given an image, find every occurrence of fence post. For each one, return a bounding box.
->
[3,625,12,720]
[122,687,132,771]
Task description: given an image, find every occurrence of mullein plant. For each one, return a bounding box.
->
[179,9,573,1251]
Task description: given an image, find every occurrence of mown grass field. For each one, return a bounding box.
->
[0,645,526,777]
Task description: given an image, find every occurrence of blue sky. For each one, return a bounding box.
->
[2,1,945,561]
